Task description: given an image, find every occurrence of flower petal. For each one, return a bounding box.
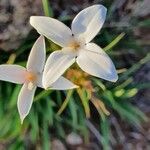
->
[76,43,118,82]
[0,65,26,84]
[17,83,36,124]
[30,16,73,47]
[49,76,78,90]
[36,73,44,88]
[71,5,107,43]
[43,50,75,89]
[27,35,46,73]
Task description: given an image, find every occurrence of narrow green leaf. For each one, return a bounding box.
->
[77,88,90,118]
[29,110,39,142]
[42,0,53,17]
[57,90,74,115]
[119,53,150,81]
[34,90,52,102]
[8,85,21,108]
[123,103,148,122]
[104,91,142,126]
[104,33,125,51]
[100,117,111,150]
[42,121,50,150]
[68,97,78,128]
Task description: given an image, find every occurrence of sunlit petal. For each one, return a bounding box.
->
[0,65,26,84]
[43,50,75,89]
[27,36,46,73]
[49,76,78,90]
[30,16,73,47]
[17,83,36,124]
[72,5,107,43]
[76,43,118,82]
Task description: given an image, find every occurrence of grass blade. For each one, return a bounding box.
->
[42,0,53,17]
[57,90,74,115]
[104,33,125,51]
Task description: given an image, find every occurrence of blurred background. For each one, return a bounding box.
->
[0,0,150,149]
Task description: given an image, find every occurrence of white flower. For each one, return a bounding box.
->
[0,36,77,123]
[30,5,118,89]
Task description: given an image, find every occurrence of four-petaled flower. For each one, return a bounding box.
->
[30,5,118,89]
[0,36,77,123]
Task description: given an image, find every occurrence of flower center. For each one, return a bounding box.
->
[25,72,37,90]
[68,40,81,51]
[26,72,36,81]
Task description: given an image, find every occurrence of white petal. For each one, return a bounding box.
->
[0,65,26,84]
[27,36,46,73]
[76,43,118,82]
[49,76,78,90]
[17,83,36,123]
[71,5,107,43]
[30,16,73,47]
[36,73,44,88]
[43,50,75,89]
